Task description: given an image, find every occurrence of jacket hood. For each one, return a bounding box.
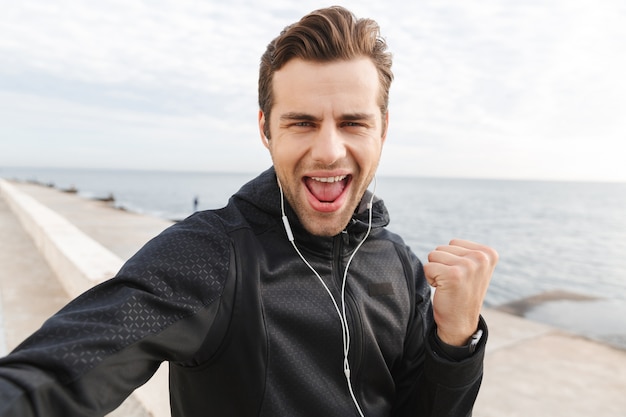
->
[231,167,391,250]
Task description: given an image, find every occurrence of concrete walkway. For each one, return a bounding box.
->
[2,179,626,417]
[0,180,168,417]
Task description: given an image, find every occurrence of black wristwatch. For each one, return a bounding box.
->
[468,328,484,354]
[431,318,487,361]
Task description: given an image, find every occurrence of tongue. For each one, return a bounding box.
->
[306,178,346,202]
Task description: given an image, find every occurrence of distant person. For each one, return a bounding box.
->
[0,6,497,417]
[193,195,198,212]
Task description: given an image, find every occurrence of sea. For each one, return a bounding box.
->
[2,166,626,349]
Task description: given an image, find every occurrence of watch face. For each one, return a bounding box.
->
[469,329,484,354]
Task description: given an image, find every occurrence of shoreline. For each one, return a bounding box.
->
[495,290,626,351]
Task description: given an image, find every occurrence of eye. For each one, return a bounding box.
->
[341,121,367,129]
[294,121,314,127]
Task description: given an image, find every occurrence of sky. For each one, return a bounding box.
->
[1,0,625,182]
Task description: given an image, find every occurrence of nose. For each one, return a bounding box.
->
[310,124,346,165]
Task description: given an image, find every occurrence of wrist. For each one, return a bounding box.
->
[431,317,487,361]
[436,323,479,347]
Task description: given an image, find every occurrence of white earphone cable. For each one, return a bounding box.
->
[278,177,377,417]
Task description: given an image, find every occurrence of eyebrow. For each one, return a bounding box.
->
[279,112,320,122]
[279,112,377,122]
[342,112,377,122]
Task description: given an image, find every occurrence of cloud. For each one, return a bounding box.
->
[1,0,625,181]
[0,90,269,172]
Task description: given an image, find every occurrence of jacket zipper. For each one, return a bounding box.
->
[333,231,364,392]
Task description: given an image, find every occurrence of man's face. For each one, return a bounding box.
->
[259,57,387,237]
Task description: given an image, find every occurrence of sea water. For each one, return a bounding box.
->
[3,166,626,347]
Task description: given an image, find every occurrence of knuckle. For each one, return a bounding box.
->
[448,265,465,281]
[473,250,490,264]
[468,247,497,267]
[489,247,500,264]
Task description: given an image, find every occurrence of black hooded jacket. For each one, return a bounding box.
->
[0,168,487,416]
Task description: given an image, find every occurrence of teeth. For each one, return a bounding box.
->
[311,175,347,183]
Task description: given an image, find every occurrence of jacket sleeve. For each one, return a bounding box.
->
[0,214,232,417]
[391,250,488,417]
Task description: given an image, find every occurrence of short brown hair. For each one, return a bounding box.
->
[258,6,393,138]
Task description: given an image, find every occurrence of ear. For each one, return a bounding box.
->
[258,110,270,149]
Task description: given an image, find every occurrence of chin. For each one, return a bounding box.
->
[302,213,352,237]
[306,227,343,238]
[310,228,343,238]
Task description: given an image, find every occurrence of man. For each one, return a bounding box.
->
[0,6,497,416]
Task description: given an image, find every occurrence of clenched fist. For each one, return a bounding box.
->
[424,239,498,346]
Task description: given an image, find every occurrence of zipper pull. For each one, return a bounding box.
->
[341,229,349,245]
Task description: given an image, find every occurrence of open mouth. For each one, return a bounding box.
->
[304,175,351,204]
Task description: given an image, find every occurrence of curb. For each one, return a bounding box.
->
[0,179,122,296]
[0,179,169,417]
